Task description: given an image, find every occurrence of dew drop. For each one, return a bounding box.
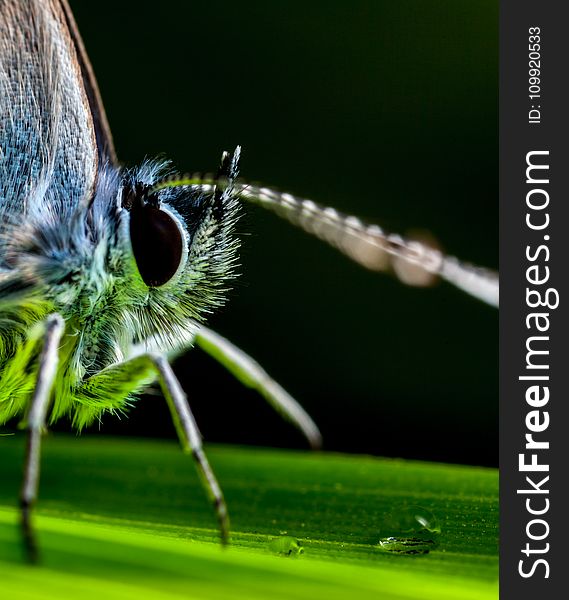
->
[268,536,304,557]
[380,505,440,537]
[377,536,436,555]
[377,505,440,555]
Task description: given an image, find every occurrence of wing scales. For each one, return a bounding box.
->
[0,0,98,237]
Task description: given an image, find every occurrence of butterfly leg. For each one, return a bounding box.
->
[20,314,65,563]
[150,354,229,544]
[195,326,322,449]
[74,353,229,544]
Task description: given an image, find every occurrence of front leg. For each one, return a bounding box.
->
[75,353,229,544]
[128,324,322,449]
[152,354,229,543]
[20,314,65,563]
[195,325,322,449]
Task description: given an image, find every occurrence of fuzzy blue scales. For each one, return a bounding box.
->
[0,155,241,429]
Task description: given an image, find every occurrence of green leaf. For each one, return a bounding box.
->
[0,435,498,599]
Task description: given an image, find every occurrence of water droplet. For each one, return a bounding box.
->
[377,536,435,555]
[268,536,304,557]
[377,505,440,554]
[380,505,440,537]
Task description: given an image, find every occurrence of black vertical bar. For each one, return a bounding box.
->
[501,1,569,597]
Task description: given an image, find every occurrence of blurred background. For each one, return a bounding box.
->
[68,1,498,466]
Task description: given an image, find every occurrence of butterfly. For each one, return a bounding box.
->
[0,0,498,562]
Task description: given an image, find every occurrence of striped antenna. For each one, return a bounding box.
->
[150,176,499,308]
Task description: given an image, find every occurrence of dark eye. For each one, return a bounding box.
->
[129,202,185,287]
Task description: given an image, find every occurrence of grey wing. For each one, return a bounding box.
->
[58,0,116,165]
[0,0,98,230]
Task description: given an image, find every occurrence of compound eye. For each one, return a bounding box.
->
[129,202,185,287]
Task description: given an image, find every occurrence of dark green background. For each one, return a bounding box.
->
[68,1,498,466]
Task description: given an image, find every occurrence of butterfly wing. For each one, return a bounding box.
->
[58,0,116,165]
[0,0,99,237]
